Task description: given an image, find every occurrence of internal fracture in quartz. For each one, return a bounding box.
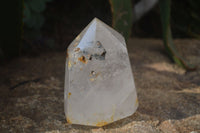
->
[64,18,138,127]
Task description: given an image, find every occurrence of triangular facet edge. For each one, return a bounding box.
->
[94,18,126,47]
[67,18,97,52]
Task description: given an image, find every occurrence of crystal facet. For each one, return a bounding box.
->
[64,18,138,127]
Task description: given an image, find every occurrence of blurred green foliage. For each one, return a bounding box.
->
[109,0,133,41]
[110,0,196,70]
[23,0,52,39]
[0,0,199,69]
[159,0,195,70]
[171,0,200,38]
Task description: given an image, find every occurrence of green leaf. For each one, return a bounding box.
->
[159,0,196,70]
[109,0,133,41]
[23,2,31,22]
[34,13,45,29]
[24,12,44,30]
[28,0,46,13]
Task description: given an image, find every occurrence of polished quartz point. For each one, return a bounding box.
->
[64,18,138,127]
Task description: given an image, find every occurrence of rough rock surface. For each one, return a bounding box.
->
[0,38,200,133]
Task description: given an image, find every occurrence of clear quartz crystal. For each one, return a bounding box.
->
[64,18,138,127]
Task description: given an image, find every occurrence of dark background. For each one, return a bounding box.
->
[1,0,200,59]
[37,0,200,48]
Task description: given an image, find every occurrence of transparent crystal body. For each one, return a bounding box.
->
[64,18,138,127]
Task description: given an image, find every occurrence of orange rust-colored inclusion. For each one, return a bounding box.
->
[68,92,71,98]
[74,47,80,52]
[96,121,108,127]
[78,56,87,64]
[67,117,72,124]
